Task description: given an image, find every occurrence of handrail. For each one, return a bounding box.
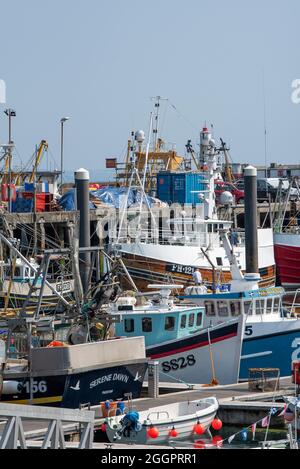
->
[291,289,300,313]
[0,402,95,449]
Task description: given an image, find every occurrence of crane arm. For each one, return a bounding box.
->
[29,140,48,183]
[220,138,234,183]
[185,140,200,170]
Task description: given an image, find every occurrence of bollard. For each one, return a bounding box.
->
[244,166,259,275]
[75,168,91,297]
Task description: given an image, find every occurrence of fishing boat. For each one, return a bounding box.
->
[0,257,74,311]
[0,236,148,408]
[0,334,148,407]
[114,127,275,291]
[271,178,300,289]
[105,397,219,445]
[180,229,300,379]
[109,284,245,386]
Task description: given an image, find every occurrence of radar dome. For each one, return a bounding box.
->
[135,130,145,143]
[220,191,234,206]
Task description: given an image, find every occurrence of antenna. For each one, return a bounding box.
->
[150,96,168,151]
[263,70,268,178]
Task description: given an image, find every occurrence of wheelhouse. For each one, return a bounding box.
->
[115,306,205,347]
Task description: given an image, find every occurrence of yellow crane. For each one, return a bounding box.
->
[29,140,48,183]
[220,138,234,184]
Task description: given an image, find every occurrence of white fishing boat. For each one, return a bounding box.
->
[114,127,275,291]
[105,397,219,445]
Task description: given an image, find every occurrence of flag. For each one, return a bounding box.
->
[252,423,257,440]
[261,416,270,428]
[228,434,236,444]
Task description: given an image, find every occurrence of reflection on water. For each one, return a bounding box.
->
[167,426,290,450]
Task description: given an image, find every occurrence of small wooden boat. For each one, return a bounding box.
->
[105,397,219,445]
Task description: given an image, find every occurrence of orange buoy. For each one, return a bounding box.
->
[147,426,159,439]
[212,435,223,447]
[194,439,206,449]
[211,418,223,431]
[169,427,178,438]
[193,423,205,435]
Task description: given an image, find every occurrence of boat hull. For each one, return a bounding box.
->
[240,320,300,379]
[274,233,300,288]
[119,252,276,291]
[146,318,244,385]
[1,362,148,408]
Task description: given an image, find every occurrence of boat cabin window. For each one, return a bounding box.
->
[142,317,152,333]
[218,301,229,317]
[205,302,216,316]
[165,316,175,331]
[244,301,253,315]
[230,302,241,316]
[14,267,21,277]
[273,297,280,312]
[180,315,187,329]
[188,313,195,327]
[196,312,203,327]
[124,319,134,333]
[266,298,273,314]
[208,224,212,233]
[256,299,265,315]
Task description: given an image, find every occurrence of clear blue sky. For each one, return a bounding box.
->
[1,0,299,177]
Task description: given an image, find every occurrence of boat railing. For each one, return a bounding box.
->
[289,289,300,315]
[117,227,247,248]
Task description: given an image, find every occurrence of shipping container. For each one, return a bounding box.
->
[12,198,33,213]
[157,172,207,205]
[157,173,172,203]
[24,182,35,192]
[12,193,53,212]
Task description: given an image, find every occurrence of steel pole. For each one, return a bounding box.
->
[75,168,90,297]
[244,166,259,274]
[60,121,64,193]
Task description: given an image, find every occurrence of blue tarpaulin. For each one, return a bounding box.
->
[58,189,96,211]
[58,187,156,211]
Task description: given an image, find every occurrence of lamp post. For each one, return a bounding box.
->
[4,109,16,212]
[60,117,70,194]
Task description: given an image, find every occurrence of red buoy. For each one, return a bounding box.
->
[193,423,205,435]
[101,423,107,432]
[169,427,178,438]
[147,426,159,439]
[194,439,206,449]
[211,418,223,431]
[212,435,223,447]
